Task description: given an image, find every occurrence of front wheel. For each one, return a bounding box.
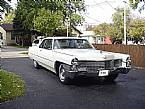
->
[59,64,71,84]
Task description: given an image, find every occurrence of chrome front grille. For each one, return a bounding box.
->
[77,59,122,73]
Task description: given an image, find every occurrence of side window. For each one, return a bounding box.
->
[53,39,60,49]
[39,39,52,50]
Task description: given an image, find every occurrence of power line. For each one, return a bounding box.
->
[84,0,117,25]
[83,14,101,23]
[85,1,106,7]
[105,1,116,10]
[85,0,117,13]
[86,0,116,7]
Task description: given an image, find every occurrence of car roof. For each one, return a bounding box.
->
[43,37,85,40]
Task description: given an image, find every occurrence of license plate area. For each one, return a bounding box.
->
[98,70,109,76]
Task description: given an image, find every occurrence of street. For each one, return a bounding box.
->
[0,46,145,109]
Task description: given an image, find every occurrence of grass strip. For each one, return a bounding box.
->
[0,69,25,102]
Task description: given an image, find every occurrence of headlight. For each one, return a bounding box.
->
[71,58,78,65]
[126,57,131,67]
[71,58,78,71]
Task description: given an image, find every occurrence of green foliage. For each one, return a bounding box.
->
[0,0,12,13]
[112,8,124,27]
[129,0,145,12]
[16,0,37,29]
[71,13,85,26]
[93,8,130,40]
[93,7,145,41]
[33,8,64,36]
[93,23,112,37]
[0,69,25,102]
[128,19,145,38]
[0,11,15,24]
[92,7,142,42]
[14,0,85,36]
[112,8,130,40]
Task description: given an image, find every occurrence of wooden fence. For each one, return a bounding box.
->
[93,44,145,68]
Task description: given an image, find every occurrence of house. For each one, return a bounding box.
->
[80,31,97,44]
[0,24,84,46]
[0,24,15,45]
[104,36,112,44]
[80,31,112,44]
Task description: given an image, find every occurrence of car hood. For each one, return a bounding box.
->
[54,49,121,61]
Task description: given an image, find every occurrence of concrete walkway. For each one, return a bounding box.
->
[1,46,28,58]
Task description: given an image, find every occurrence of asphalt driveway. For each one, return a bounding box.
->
[0,46,145,109]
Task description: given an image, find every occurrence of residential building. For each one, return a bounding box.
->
[0,24,15,45]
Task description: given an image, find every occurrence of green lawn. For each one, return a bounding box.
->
[0,69,25,102]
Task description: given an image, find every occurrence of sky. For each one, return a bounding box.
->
[84,0,145,25]
[9,0,145,26]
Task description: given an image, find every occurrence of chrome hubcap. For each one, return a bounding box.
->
[59,65,65,82]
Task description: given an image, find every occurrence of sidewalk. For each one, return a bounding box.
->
[1,46,28,58]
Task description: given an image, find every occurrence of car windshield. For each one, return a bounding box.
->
[53,39,93,49]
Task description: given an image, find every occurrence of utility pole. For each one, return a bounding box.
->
[66,16,69,37]
[123,1,127,45]
[66,0,71,37]
[66,0,73,37]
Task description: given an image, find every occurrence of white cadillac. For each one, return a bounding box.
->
[28,37,131,84]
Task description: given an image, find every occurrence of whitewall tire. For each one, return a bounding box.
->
[59,64,71,84]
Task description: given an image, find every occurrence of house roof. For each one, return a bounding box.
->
[80,31,95,36]
[0,24,13,31]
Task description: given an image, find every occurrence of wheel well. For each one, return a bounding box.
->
[55,61,62,75]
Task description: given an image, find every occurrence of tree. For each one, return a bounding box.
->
[93,23,112,37]
[14,0,85,36]
[71,13,84,26]
[33,8,64,36]
[112,8,130,40]
[129,0,145,12]
[0,0,12,19]
[0,0,11,12]
[0,10,15,24]
[93,8,131,43]
[128,19,145,39]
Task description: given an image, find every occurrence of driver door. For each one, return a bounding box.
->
[38,39,54,69]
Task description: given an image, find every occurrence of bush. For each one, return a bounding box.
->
[0,69,25,102]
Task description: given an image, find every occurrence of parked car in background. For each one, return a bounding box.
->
[32,36,44,46]
[28,37,131,84]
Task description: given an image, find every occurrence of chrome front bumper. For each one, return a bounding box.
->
[66,67,131,79]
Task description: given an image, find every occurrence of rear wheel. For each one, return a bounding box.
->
[33,60,40,69]
[59,64,71,84]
